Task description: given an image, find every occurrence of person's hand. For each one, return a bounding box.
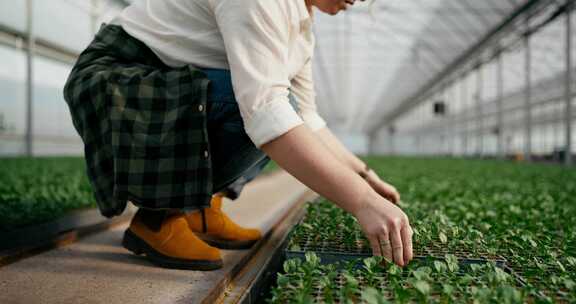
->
[364,170,400,204]
[352,191,413,267]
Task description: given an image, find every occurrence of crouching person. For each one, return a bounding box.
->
[63,0,413,271]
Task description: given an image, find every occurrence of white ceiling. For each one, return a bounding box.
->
[311,0,530,134]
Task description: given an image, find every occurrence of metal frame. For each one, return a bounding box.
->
[371,0,575,165]
[0,0,129,157]
[497,48,505,159]
[25,0,34,157]
[369,0,552,135]
[476,64,484,156]
[524,21,533,161]
[564,2,574,165]
[461,73,470,155]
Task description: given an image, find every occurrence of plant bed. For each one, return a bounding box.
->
[0,205,136,267]
[505,262,576,303]
[0,157,95,230]
[284,251,508,269]
[281,154,576,303]
[283,200,571,302]
[268,253,537,303]
[0,205,135,252]
[0,157,138,265]
[286,201,507,264]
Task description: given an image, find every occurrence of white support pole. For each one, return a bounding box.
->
[439,88,447,156]
[453,82,460,156]
[388,127,395,156]
[524,28,533,162]
[446,81,456,157]
[476,65,484,157]
[497,50,505,159]
[448,83,456,156]
[25,0,35,157]
[444,86,450,156]
[461,74,469,156]
[565,4,573,166]
[367,132,376,156]
[91,0,100,35]
[417,106,423,155]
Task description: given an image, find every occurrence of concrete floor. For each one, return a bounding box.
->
[0,172,309,304]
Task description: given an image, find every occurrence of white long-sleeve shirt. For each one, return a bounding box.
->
[112,0,326,147]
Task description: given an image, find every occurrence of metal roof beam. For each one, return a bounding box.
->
[369,0,555,136]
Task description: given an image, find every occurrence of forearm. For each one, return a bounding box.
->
[315,127,366,174]
[262,125,411,266]
[261,124,373,215]
[313,127,401,203]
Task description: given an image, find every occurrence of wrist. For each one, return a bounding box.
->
[349,186,380,218]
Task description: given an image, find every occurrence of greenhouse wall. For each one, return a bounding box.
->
[370,2,576,163]
[0,0,126,157]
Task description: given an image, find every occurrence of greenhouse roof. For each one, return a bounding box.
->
[311,0,552,134]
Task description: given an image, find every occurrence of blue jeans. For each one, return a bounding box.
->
[202,68,270,199]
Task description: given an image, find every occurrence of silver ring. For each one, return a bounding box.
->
[378,238,390,254]
[379,240,390,246]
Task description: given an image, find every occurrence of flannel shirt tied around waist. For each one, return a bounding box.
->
[63,24,213,217]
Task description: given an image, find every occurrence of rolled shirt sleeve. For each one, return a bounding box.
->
[213,0,304,148]
[290,57,327,131]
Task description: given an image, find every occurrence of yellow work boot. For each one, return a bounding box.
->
[185,195,262,249]
[122,209,223,270]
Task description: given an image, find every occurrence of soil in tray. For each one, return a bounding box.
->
[287,231,506,263]
[288,201,506,260]
[268,253,533,303]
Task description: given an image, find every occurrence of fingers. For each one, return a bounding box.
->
[369,233,394,264]
[391,188,400,204]
[378,235,393,263]
[387,192,399,204]
[371,179,400,204]
[390,225,404,266]
[385,184,400,204]
[402,225,414,263]
[357,196,411,268]
[368,235,382,257]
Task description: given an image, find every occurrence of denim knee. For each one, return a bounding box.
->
[201,68,267,194]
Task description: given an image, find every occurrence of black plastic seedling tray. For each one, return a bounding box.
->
[245,233,555,303]
[285,223,508,267]
[284,251,508,269]
[307,265,517,303]
[505,263,574,303]
[275,250,545,303]
[289,235,506,260]
[249,199,559,303]
[282,227,555,301]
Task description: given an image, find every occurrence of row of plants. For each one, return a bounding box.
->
[270,253,530,303]
[0,157,95,231]
[287,202,504,262]
[274,157,576,303]
[0,157,282,231]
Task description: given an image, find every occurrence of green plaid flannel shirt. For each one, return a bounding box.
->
[64,24,213,217]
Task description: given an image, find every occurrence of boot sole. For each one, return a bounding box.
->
[122,229,223,270]
[195,233,259,250]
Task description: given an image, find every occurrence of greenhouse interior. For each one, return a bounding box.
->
[0,0,575,303]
